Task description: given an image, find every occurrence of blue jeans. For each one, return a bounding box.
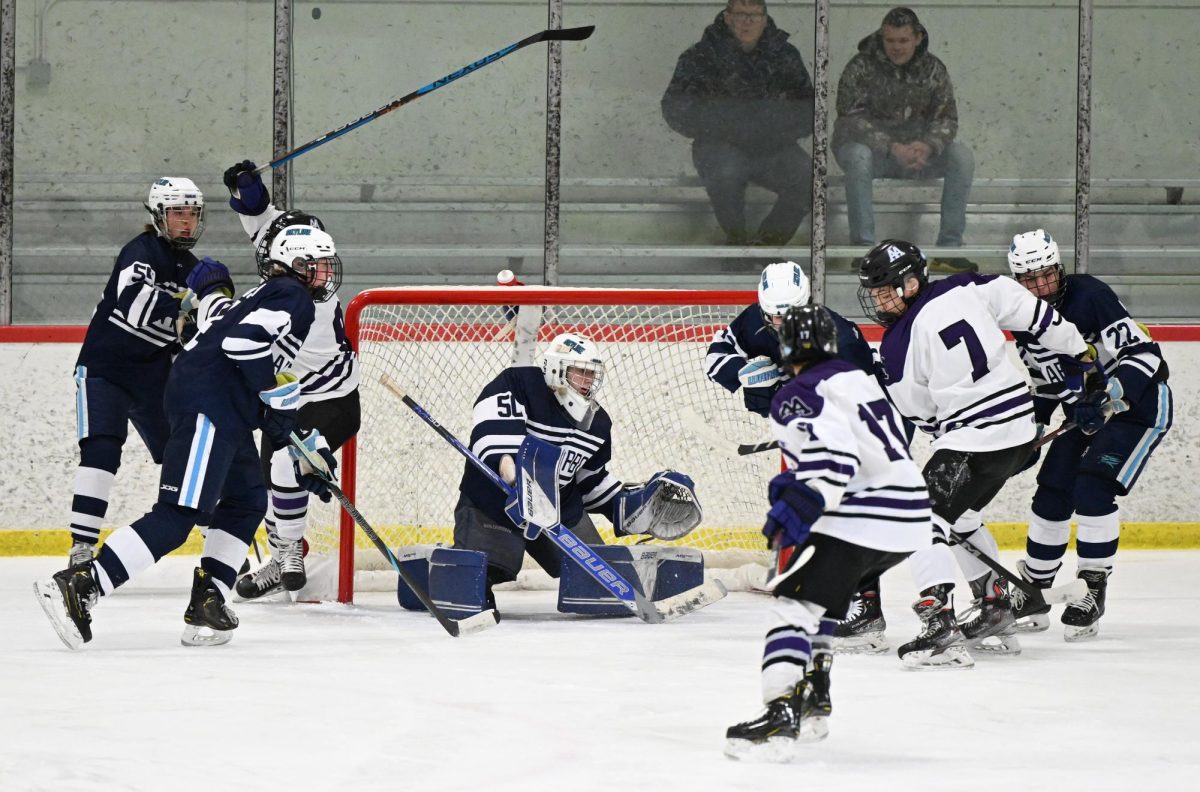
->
[692,140,813,245]
[834,140,974,246]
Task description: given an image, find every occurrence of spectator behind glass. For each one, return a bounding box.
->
[662,0,815,250]
[833,7,977,273]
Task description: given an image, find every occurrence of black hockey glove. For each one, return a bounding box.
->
[223,160,270,216]
[742,386,776,417]
[185,256,235,300]
[289,429,338,503]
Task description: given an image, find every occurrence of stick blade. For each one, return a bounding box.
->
[1044,577,1090,606]
[654,578,728,622]
[543,25,595,42]
[450,608,501,637]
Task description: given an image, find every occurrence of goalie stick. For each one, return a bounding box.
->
[951,533,1087,608]
[288,433,498,638]
[380,375,727,623]
[256,26,596,174]
[678,406,778,457]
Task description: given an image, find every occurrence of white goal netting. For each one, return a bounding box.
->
[303,287,779,601]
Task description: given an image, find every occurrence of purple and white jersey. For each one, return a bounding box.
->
[877,274,1088,453]
[770,360,931,553]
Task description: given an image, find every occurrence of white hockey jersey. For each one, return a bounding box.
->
[876,274,1088,453]
[770,359,931,553]
[203,207,361,403]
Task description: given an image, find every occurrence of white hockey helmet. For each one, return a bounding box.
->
[145,177,204,249]
[267,225,342,302]
[1008,229,1065,305]
[758,261,811,331]
[541,332,604,424]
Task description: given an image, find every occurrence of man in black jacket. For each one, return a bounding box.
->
[662,0,814,247]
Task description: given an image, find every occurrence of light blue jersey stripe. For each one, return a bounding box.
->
[1118,383,1172,489]
[181,416,215,509]
[74,366,88,439]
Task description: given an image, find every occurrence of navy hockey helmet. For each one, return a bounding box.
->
[857,239,929,326]
[779,304,839,367]
[255,210,326,281]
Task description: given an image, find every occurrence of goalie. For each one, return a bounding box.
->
[453,332,702,611]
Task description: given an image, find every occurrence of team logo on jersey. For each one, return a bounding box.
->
[778,395,815,420]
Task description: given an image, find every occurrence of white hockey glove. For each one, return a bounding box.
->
[737,356,784,390]
[613,471,702,541]
[288,429,338,503]
[502,435,565,541]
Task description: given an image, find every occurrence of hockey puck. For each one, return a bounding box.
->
[312,7,322,20]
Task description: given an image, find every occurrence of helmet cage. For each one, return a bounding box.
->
[267,226,342,302]
[541,334,605,423]
[1008,229,1066,306]
[856,239,928,326]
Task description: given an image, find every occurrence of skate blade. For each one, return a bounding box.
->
[724,736,799,763]
[1012,614,1050,633]
[33,579,85,651]
[181,625,234,647]
[655,579,728,622]
[832,633,889,655]
[901,645,975,670]
[799,717,830,743]
[968,634,1022,655]
[1064,623,1099,642]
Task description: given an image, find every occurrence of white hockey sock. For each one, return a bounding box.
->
[1076,507,1119,573]
[269,447,309,542]
[908,540,957,591]
[1024,513,1071,582]
[950,512,1000,583]
[70,466,116,544]
[761,598,824,703]
[201,528,251,600]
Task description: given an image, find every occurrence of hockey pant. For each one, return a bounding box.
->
[257,389,360,542]
[93,411,266,600]
[764,533,910,701]
[452,496,602,590]
[70,367,170,546]
[1025,382,1173,580]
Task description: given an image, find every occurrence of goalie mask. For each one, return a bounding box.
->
[541,333,604,424]
[1008,228,1066,306]
[779,304,839,367]
[857,239,929,326]
[267,226,342,302]
[145,177,204,250]
[758,261,811,334]
[255,210,326,281]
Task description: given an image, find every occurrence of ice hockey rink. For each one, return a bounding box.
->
[3,551,1198,792]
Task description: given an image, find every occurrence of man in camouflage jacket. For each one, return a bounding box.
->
[833,7,975,263]
[662,0,814,248]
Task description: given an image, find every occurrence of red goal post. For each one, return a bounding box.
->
[309,285,786,603]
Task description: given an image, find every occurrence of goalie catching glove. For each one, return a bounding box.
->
[288,429,338,502]
[613,471,702,541]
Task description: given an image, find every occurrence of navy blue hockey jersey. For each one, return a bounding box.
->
[705,303,874,394]
[76,232,197,391]
[459,367,624,531]
[1012,274,1169,425]
[169,276,315,434]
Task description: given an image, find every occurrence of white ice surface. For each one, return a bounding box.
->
[2,552,1199,792]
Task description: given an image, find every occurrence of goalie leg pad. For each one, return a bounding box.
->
[428,548,489,620]
[557,545,646,616]
[651,547,705,601]
[394,545,438,611]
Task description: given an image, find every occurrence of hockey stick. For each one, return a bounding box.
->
[678,406,778,457]
[380,375,727,623]
[950,533,1087,607]
[288,433,498,638]
[1031,398,1129,451]
[256,26,596,174]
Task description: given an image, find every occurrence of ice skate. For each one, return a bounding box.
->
[33,562,99,650]
[276,536,307,592]
[960,576,1020,655]
[725,683,812,762]
[1062,569,1108,642]
[68,541,96,568]
[832,591,888,655]
[235,556,283,601]
[182,567,239,647]
[802,653,832,742]
[898,585,973,670]
[1011,560,1052,633]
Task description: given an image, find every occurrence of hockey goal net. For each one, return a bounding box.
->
[303,286,780,602]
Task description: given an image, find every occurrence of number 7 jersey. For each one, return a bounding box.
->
[877,273,1088,453]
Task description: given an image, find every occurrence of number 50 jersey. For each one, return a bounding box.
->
[877,274,1088,454]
